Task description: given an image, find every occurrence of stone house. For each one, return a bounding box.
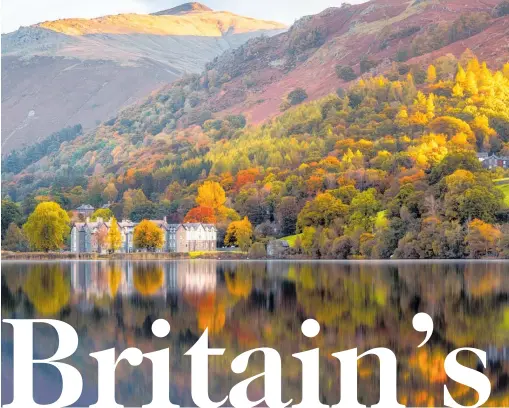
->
[267,239,290,257]
[478,153,509,169]
[168,223,217,253]
[71,218,136,253]
[70,218,217,253]
[75,204,95,217]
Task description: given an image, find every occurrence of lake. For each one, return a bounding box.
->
[2,260,509,407]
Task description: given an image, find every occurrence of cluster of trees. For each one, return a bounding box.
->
[2,200,165,253]
[3,55,509,258]
[2,124,83,175]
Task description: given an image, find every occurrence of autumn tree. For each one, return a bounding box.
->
[192,181,238,224]
[91,208,114,221]
[23,202,70,252]
[122,189,149,219]
[107,217,122,253]
[426,64,437,83]
[134,220,164,251]
[184,206,217,223]
[102,182,118,202]
[196,181,226,209]
[465,219,501,258]
[297,192,348,231]
[224,217,253,251]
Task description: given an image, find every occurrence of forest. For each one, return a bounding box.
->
[2,53,509,258]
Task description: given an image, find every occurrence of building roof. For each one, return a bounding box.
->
[76,204,95,210]
[268,239,290,248]
[72,221,106,231]
[149,220,170,230]
[167,223,217,231]
[73,220,217,234]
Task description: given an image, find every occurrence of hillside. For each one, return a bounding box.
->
[4,54,509,257]
[2,0,509,259]
[1,3,286,153]
[187,0,509,124]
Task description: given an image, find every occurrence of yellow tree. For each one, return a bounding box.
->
[23,202,70,251]
[465,219,501,258]
[107,217,122,252]
[427,64,437,84]
[196,181,226,209]
[91,207,113,221]
[224,217,253,251]
[456,64,466,84]
[134,220,163,251]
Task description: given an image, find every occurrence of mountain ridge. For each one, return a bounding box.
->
[152,2,214,16]
[1,5,287,154]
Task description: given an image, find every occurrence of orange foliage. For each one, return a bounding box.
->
[235,168,260,190]
[184,206,217,223]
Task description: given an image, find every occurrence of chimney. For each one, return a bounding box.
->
[164,216,167,223]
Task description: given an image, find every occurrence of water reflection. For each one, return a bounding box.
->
[2,260,509,407]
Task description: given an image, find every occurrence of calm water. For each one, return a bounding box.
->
[2,260,509,407]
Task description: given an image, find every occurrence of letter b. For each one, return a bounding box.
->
[3,319,83,408]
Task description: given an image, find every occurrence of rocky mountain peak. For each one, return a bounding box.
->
[152,2,213,16]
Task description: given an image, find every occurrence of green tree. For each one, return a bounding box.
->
[276,196,299,236]
[91,208,114,221]
[1,199,22,239]
[297,193,348,231]
[287,88,308,105]
[23,202,70,251]
[336,65,357,81]
[2,223,30,252]
[348,188,382,232]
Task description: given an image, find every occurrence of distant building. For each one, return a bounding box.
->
[71,218,136,253]
[70,218,217,254]
[267,240,290,257]
[75,204,95,217]
[478,153,509,169]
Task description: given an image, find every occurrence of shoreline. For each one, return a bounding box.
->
[0,250,248,261]
[1,251,507,262]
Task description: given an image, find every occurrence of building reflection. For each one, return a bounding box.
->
[70,261,218,302]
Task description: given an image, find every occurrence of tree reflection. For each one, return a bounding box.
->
[23,264,70,316]
[2,260,509,407]
[133,264,164,296]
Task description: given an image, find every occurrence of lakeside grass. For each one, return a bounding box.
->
[281,234,303,248]
[497,183,509,206]
[189,250,244,259]
[493,177,509,185]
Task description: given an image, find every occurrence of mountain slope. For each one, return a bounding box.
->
[3,0,509,184]
[1,3,286,153]
[188,0,509,124]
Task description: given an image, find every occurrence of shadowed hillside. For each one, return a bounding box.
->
[1,3,286,153]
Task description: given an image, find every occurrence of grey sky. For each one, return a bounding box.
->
[1,0,367,33]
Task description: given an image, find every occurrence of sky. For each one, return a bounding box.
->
[1,0,366,33]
